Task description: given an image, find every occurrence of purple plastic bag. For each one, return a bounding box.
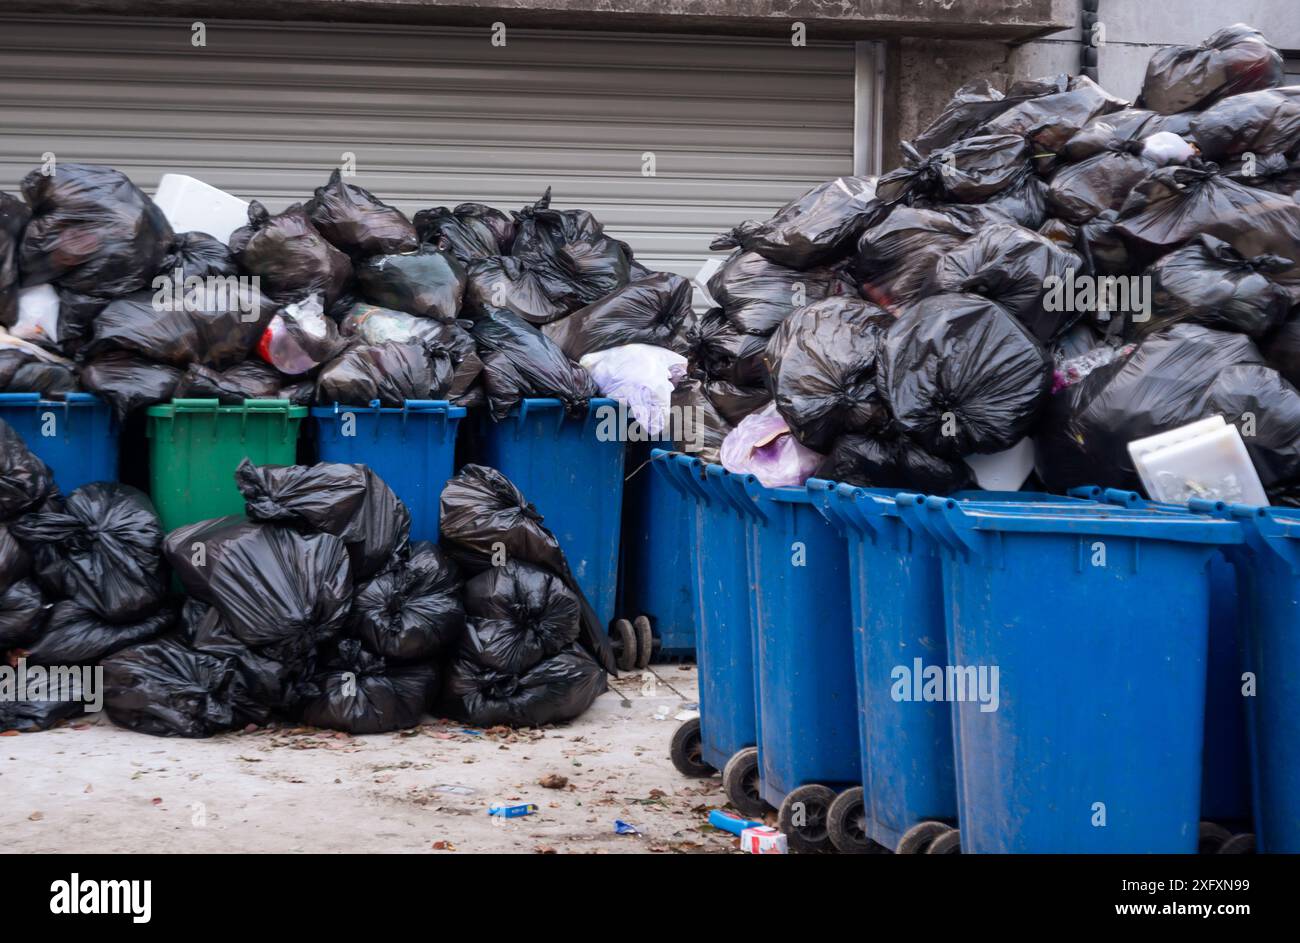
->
[720,404,823,488]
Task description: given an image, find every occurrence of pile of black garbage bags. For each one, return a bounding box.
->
[0,449,609,737]
[672,23,1300,502]
[1,159,685,424]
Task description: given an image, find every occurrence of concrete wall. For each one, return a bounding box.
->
[888,0,1299,164]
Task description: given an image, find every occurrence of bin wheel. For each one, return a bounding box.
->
[633,615,654,669]
[610,619,637,673]
[896,820,952,855]
[826,787,888,854]
[924,827,962,854]
[1216,832,1256,855]
[721,747,768,819]
[669,717,714,778]
[1198,821,1232,854]
[778,784,836,854]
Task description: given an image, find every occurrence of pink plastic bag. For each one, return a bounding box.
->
[720,404,823,488]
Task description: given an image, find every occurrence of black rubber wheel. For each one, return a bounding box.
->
[611,619,636,673]
[827,787,887,854]
[897,820,951,855]
[1217,832,1256,855]
[1198,821,1232,854]
[721,747,769,819]
[924,827,962,854]
[633,615,654,669]
[669,717,714,778]
[778,784,836,854]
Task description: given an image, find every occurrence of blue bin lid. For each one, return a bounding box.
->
[311,399,467,418]
[0,391,103,408]
[927,496,1243,545]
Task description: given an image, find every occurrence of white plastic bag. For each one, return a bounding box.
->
[258,295,336,375]
[1141,131,1198,166]
[579,343,686,437]
[11,285,61,346]
[720,403,823,489]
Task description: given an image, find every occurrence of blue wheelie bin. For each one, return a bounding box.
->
[743,476,859,852]
[312,400,465,542]
[1087,488,1253,841]
[1205,504,1300,853]
[476,398,624,630]
[915,497,1241,853]
[656,452,767,816]
[0,392,117,493]
[616,444,696,668]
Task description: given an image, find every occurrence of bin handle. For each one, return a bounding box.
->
[673,454,711,502]
[1101,487,1145,508]
[1067,485,1104,501]
[653,452,697,501]
[0,392,41,404]
[806,478,852,536]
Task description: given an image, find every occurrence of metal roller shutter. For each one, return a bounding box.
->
[0,14,857,280]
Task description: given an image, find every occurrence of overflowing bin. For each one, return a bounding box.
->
[146,398,307,533]
[312,399,465,542]
[0,392,117,493]
[912,496,1241,853]
[475,398,624,630]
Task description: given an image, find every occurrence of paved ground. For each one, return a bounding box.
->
[1,664,744,854]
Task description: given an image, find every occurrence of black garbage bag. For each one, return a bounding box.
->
[79,352,182,420]
[355,244,466,322]
[1047,143,1156,224]
[19,163,173,296]
[176,598,309,723]
[1061,108,1160,159]
[509,188,632,306]
[235,459,410,581]
[305,169,418,257]
[542,272,692,361]
[174,360,287,403]
[11,483,165,624]
[675,307,769,386]
[460,561,580,675]
[298,639,435,734]
[82,284,273,370]
[53,288,107,357]
[851,206,973,310]
[1036,323,1300,494]
[0,344,77,397]
[0,669,87,733]
[1139,24,1283,115]
[1075,211,1135,277]
[413,204,513,264]
[229,201,353,308]
[102,639,236,738]
[1190,85,1300,162]
[1223,152,1300,197]
[165,516,352,652]
[0,418,54,521]
[705,379,770,426]
[951,172,1050,229]
[350,541,464,663]
[927,222,1084,343]
[1116,164,1300,284]
[442,643,605,728]
[23,601,174,666]
[877,135,1031,205]
[0,578,48,649]
[1,191,29,328]
[0,523,31,594]
[879,293,1052,458]
[671,377,731,464]
[762,296,892,452]
[341,308,482,398]
[1263,313,1300,388]
[815,432,975,494]
[439,464,616,675]
[910,77,1067,156]
[158,231,238,282]
[316,340,455,407]
[1142,234,1294,338]
[462,255,573,324]
[711,177,886,268]
[978,75,1128,155]
[471,307,596,420]
[707,249,854,336]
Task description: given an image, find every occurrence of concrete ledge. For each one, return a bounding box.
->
[0,0,1074,41]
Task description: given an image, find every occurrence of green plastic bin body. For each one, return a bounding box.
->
[146,398,307,533]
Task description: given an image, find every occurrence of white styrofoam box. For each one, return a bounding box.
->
[964,437,1035,492]
[152,174,250,244]
[1131,420,1267,506]
[1128,415,1226,498]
